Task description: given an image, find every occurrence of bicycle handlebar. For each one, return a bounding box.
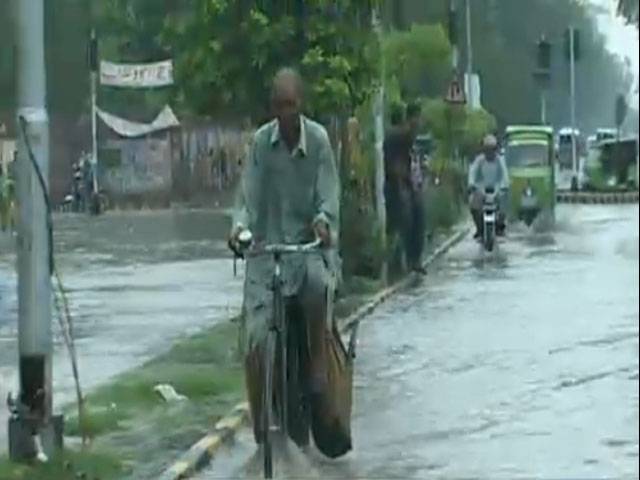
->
[243,238,323,258]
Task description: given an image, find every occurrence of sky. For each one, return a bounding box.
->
[587,0,639,102]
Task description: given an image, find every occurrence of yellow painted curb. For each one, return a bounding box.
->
[159,404,249,480]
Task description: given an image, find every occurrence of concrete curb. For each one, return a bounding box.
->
[556,191,639,204]
[159,402,250,480]
[160,227,469,480]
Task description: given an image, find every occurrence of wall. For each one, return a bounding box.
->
[101,136,173,202]
[172,122,251,201]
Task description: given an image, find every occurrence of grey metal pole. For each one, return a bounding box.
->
[465,0,472,76]
[90,29,99,194]
[541,91,547,125]
[569,27,578,190]
[10,0,62,462]
[372,7,387,284]
[636,132,640,189]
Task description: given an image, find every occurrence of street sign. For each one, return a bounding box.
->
[445,77,466,104]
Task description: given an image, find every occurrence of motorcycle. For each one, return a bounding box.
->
[482,187,498,252]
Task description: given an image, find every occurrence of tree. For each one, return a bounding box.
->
[618,0,639,28]
[382,23,452,101]
[94,0,383,122]
[422,98,496,168]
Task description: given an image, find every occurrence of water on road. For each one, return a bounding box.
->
[0,209,242,452]
[197,204,639,479]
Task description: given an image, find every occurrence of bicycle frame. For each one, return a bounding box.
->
[241,238,322,478]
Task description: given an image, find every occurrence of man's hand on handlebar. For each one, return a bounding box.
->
[228,225,251,258]
[313,220,331,247]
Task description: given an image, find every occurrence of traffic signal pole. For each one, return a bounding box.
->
[90,29,99,195]
[569,26,578,190]
[9,0,63,462]
[534,35,551,126]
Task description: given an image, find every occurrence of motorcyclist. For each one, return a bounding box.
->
[228,68,340,448]
[468,134,510,239]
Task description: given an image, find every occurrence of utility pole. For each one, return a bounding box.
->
[372,6,387,284]
[535,35,551,125]
[448,0,459,71]
[10,0,63,462]
[569,26,578,191]
[89,29,99,195]
[636,132,640,189]
[465,0,472,76]
[540,92,547,124]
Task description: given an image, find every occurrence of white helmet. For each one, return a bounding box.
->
[482,134,498,148]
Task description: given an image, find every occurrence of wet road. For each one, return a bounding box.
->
[198,204,639,479]
[0,209,242,451]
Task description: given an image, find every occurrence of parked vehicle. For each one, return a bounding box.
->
[556,127,585,171]
[582,136,638,191]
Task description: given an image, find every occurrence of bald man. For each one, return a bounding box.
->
[230,68,340,448]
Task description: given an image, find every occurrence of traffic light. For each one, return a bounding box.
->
[564,28,581,61]
[448,5,458,46]
[537,36,551,71]
[88,31,98,73]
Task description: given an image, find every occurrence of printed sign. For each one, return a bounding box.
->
[100,60,174,88]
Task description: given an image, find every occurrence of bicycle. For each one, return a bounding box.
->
[232,231,323,478]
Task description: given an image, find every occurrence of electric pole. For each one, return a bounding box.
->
[372,6,387,284]
[465,0,472,76]
[535,35,552,125]
[568,26,578,191]
[448,0,459,71]
[10,0,63,462]
[89,29,99,195]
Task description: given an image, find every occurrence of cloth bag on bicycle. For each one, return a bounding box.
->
[310,281,355,459]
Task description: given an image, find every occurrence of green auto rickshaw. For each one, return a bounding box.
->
[504,125,556,227]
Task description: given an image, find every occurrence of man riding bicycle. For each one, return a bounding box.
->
[468,134,510,239]
[228,68,340,448]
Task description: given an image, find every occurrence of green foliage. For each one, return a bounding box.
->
[340,197,384,279]
[424,176,464,233]
[91,0,382,120]
[0,450,124,480]
[382,23,452,100]
[422,97,496,170]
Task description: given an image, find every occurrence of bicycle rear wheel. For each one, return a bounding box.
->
[262,332,276,478]
[286,308,311,448]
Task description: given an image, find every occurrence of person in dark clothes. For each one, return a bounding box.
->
[383,105,408,240]
[383,103,426,274]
